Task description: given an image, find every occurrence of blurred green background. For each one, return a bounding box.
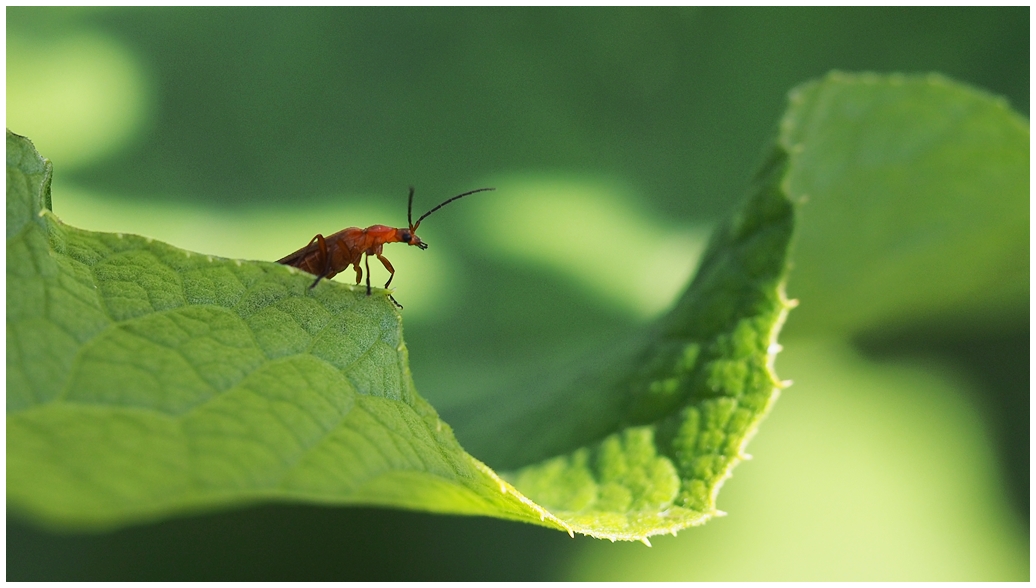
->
[6,7,1028,580]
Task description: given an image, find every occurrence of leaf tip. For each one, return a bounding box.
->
[640,537,653,547]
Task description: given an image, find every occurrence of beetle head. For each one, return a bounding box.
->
[398,229,427,250]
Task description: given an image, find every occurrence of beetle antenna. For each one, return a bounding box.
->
[413,187,495,230]
[407,186,416,229]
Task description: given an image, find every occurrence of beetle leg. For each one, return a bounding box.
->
[377,254,396,289]
[364,254,372,296]
[376,255,403,309]
[309,234,330,289]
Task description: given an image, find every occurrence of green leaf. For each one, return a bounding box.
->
[782,72,1028,336]
[10,71,1021,542]
[6,124,794,541]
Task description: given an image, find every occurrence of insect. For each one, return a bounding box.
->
[277,186,495,307]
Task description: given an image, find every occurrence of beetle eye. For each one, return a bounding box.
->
[401,232,411,242]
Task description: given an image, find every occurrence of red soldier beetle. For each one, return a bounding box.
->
[277,187,494,308]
